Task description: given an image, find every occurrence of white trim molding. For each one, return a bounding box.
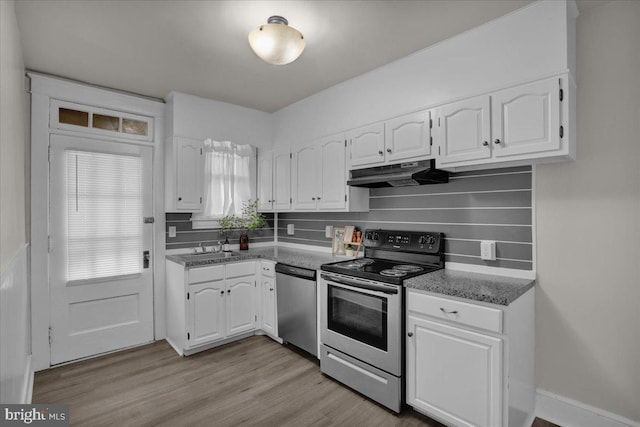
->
[536,389,640,427]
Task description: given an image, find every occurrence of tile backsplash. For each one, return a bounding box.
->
[278,166,533,271]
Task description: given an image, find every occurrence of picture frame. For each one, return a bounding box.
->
[332,227,346,255]
[342,225,355,243]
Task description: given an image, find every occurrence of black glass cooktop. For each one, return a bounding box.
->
[321,257,442,285]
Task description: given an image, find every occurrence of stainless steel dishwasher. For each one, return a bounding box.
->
[275,263,317,357]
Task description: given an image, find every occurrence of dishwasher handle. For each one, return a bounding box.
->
[275,263,317,281]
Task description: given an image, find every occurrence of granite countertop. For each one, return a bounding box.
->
[404,269,535,306]
[166,246,343,270]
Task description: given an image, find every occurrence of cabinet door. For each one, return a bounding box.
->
[225,276,257,336]
[492,77,561,158]
[436,95,492,165]
[407,315,502,427]
[260,277,277,336]
[348,123,385,168]
[188,281,225,347]
[318,135,347,210]
[385,111,432,162]
[257,151,273,211]
[273,150,291,210]
[175,138,204,210]
[292,145,319,210]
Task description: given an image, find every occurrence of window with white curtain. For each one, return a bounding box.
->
[67,150,142,281]
[192,139,256,228]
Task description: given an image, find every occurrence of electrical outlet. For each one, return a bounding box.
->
[287,224,295,235]
[325,225,333,238]
[168,226,177,238]
[480,240,496,261]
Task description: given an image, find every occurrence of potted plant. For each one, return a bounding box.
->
[218,199,267,250]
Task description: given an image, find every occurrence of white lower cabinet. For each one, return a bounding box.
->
[406,288,535,427]
[167,260,269,355]
[259,261,277,337]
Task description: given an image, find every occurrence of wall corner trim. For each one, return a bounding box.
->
[535,388,640,427]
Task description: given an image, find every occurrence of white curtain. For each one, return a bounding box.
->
[195,139,255,219]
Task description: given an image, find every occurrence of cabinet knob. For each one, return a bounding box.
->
[220,290,224,295]
[312,197,316,200]
[227,289,231,294]
[317,197,321,200]
[407,332,413,337]
[482,141,489,147]
[269,288,274,291]
[178,197,182,201]
[494,139,501,145]
[378,150,383,156]
[386,148,392,153]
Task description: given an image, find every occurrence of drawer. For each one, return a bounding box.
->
[260,261,275,278]
[407,289,503,333]
[225,261,256,279]
[188,264,224,284]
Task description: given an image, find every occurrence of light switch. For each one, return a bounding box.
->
[480,240,496,261]
[287,224,295,235]
[325,225,333,238]
[168,226,177,238]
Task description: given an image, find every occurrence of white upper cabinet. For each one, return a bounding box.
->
[257,151,274,211]
[291,133,369,212]
[348,123,386,168]
[491,77,561,158]
[292,145,319,210]
[318,136,349,210]
[435,95,492,165]
[273,149,292,211]
[348,111,434,169]
[166,137,204,212]
[385,111,433,163]
[435,75,572,170]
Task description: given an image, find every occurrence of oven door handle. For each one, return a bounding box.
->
[321,273,399,295]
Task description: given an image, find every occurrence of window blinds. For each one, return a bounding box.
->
[66,150,142,281]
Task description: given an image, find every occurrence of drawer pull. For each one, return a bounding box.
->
[440,307,458,315]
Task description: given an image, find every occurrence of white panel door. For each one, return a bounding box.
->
[492,77,561,158]
[318,135,347,210]
[407,315,502,427]
[348,122,385,168]
[257,151,273,211]
[188,281,225,347]
[175,137,204,210]
[385,111,432,162]
[260,277,277,336]
[436,95,492,165]
[225,276,256,336]
[273,149,291,210]
[49,134,154,364]
[292,145,319,210]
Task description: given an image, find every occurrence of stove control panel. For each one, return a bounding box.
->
[363,229,442,253]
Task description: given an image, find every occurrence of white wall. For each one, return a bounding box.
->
[168,91,272,148]
[0,0,31,403]
[535,0,640,422]
[272,0,575,148]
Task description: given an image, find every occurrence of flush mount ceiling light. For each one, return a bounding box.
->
[248,16,305,65]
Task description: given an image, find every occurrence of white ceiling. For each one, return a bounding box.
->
[15,1,605,113]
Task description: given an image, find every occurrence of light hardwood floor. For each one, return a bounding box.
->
[34,336,558,427]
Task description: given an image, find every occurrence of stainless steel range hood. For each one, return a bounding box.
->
[347,159,448,188]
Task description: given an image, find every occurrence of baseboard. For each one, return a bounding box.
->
[20,355,34,404]
[536,388,639,427]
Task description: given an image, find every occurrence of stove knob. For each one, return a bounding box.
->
[418,236,427,245]
[426,235,436,245]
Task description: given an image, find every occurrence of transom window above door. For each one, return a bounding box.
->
[51,100,153,142]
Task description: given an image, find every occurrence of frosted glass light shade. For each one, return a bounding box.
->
[248,16,305,65]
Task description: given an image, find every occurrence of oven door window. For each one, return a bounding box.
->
[327,284,387,351]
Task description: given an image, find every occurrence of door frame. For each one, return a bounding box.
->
[29,74,166,370]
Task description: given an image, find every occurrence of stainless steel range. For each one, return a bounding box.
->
[319,229,444,412]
